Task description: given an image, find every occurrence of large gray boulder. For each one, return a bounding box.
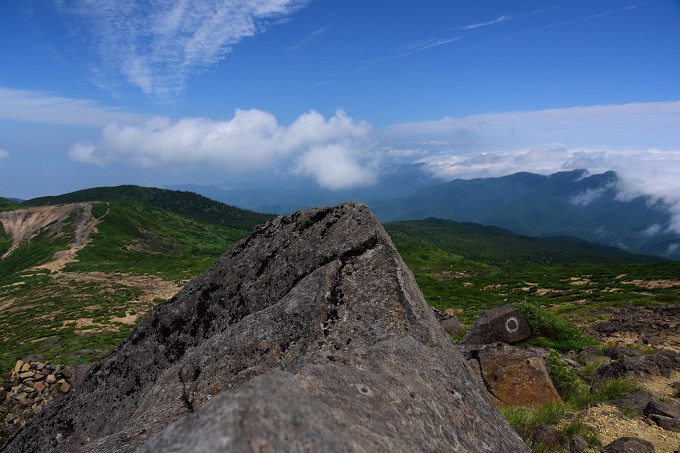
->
[3,203,528,452]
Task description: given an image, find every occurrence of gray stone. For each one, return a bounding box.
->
[610,390,656,417]
[531,425,558,449]
[645,399,680,419]
[440,315,464,336]
[3,203,528,453]
[569,435,589,452]
[459,304,531,345]
[604,346,645,360]
[649,414,680,433]
[601,436,655,452]
[593,358,660,381]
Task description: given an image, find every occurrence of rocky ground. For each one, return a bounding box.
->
[577,305,680,452]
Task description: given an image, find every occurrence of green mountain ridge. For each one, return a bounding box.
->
[25,185,273,231]
[385,218,663,265]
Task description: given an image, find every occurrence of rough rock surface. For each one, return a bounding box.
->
[2,203,528,452]
[459,343,561,407]
[601,436,655,452]
[459,304,531,345]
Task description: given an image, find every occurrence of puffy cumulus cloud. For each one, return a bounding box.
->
[56,0,309,100]
[69,109,377,190]
[293,144,377,190]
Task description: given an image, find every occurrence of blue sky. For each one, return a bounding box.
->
[1,0,679,220]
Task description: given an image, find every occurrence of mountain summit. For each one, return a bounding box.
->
[3,202,527,452]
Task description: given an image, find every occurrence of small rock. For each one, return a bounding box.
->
[13,361,24,374]
[59,382,71,394]
[440,316,464,336]
[610,390,656,417]
[601,436,655,452]
[594,322,618,333]
[593,358,660,381]
[531,425,558,449]
[649,414,680,433]
[569,435,589,452]
[61,368,73,379]
[645,399,680,419]
[604,347,645,360]
[45,374,56,384]
[18,371,35,380]
[33,382,45,393]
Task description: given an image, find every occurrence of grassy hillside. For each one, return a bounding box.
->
[385,218,663,265]
[0,197,256,375]
[386,218,678,343]
[25,185,273,231]
[0,197,22,212]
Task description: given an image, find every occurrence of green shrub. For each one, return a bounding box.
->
[500,402,566,441]
[557,420,601,448]
[515,301,598,352]
[545,349,585,398]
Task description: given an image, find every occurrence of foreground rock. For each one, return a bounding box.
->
[3,203,528,452]
[460,343,561,407]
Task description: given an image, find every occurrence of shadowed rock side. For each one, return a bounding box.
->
[3,202,528,452]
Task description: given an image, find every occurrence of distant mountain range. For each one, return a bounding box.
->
[373,170,678,259]
[162,169,679,260]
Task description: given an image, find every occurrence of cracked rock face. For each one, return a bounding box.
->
[3,203,528,452]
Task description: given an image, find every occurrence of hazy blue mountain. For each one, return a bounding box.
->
[167,163,433,215]
[374,170,679,259]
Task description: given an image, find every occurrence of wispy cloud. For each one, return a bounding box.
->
[0,87,146,127]
[387,101,680,149]
[56,0,310,101]
[70,109,377,190]
[284,26,327,50]
[461,15,511,30]
[0,149,9,159]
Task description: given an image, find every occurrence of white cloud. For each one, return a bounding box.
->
[461,15,511,30]
[387,101,680,149]
[385,101,680,232]
[0,87,146,127]
[293,144,377,190]
[69,109,376,190]
[569,186,610,207]
[57,0,308,100]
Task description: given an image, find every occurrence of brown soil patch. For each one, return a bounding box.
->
[622,279,680,289]
[110,312,140,325]
[431,270,471,280]
[54,272,181,303]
